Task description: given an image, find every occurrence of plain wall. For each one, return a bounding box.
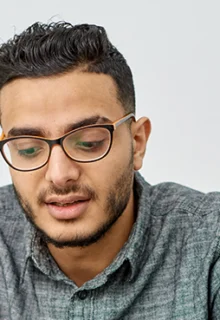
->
[0,0,220,192]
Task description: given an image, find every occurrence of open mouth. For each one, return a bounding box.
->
[46,198,90,220]
[50,200,85,207]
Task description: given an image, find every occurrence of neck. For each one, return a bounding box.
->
[47,192,135,287]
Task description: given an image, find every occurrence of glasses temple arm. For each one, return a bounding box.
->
[114,113,135,129]
[0,132,5,141]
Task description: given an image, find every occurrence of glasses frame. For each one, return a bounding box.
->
[0,113,135,172]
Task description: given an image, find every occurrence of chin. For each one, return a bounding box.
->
[34,213,121,248]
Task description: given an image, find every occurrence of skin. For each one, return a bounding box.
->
[0,71,151,286]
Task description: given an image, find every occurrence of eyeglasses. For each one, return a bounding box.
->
[0,113,135,172]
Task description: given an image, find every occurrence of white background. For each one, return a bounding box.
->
[0,0,219,192]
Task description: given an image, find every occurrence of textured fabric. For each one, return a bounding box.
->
[1,172,220,319]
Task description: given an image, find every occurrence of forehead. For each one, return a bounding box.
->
[0,71,124,135]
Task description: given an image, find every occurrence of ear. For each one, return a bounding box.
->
[131,117,151,171]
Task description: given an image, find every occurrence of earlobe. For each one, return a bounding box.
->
[132,117,151,171]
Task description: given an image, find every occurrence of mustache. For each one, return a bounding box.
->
[37,183,97,205]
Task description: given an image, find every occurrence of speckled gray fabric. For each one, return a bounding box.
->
[1,172,220,319]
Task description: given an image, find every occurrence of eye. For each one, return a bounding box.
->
[18,146,42,158]
[76,140,104,150]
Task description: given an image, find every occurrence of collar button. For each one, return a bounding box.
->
[77,290,88,300]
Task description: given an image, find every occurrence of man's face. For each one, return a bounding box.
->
[0,71,136,247]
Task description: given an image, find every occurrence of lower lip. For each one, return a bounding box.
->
[46,200,90,220]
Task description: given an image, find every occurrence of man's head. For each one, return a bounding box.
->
[0,22,150,248]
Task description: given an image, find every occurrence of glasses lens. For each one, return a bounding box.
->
[3,138,49,170]
[63,127,111,161]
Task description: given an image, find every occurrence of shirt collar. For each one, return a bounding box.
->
[21,224,69,285]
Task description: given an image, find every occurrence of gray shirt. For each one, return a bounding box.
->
[1,172,220,319]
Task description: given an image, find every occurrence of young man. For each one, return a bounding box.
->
[0,22,219,320]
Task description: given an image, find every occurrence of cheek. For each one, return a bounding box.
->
[10,169,39,198]
[86,141,133,191]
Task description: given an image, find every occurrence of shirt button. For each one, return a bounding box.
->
[77,290,88,300]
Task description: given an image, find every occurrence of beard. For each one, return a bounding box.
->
[13,153,134,248]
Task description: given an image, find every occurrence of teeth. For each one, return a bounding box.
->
[53,200,82,207]
[55,202,75,207]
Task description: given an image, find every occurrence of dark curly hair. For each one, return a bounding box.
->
[0,22,135,118]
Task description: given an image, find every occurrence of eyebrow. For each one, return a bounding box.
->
[7,115,111,138]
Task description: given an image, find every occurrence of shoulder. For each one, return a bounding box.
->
[0,184,24,220]
[0,184,27,250]
[149,181,220,218]
[135,172,220,236]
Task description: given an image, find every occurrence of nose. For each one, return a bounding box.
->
[44,145,81,187]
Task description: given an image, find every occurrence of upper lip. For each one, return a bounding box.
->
[45,195,90,204]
